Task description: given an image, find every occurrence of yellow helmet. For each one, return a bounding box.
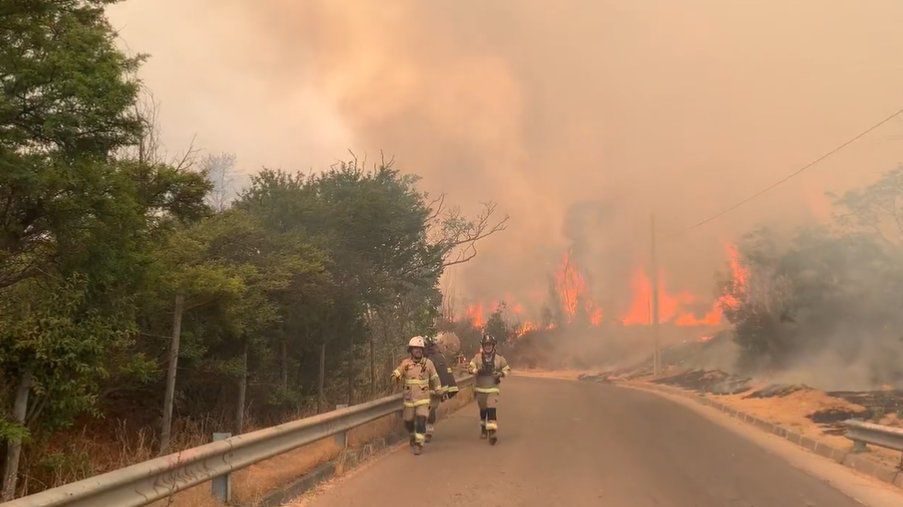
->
[408,336,426,349]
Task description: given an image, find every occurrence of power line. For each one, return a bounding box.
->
[671,105,903,237]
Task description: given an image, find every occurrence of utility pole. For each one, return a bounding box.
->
[650,214,661,376]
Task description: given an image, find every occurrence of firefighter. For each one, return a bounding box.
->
[391,336,441,455]
[424,336,458,442]
[468,334,511,445]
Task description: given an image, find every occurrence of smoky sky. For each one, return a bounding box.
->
[109,0,903,319]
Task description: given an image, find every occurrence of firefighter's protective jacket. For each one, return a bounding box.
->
[468,352,511,394]
[392,357,441,408]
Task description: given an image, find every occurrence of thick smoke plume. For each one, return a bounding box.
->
[110,0,903,314]
[109,1,903,386]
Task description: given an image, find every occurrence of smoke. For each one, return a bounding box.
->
[109,1,903,324]
[726,226,903,389]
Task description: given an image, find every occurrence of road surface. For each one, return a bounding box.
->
[298,376,897,506]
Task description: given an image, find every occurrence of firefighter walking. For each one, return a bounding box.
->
[391,336,441,455]
[468,334,510,445]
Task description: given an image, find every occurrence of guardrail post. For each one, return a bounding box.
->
[335,405,349,448]
[212,432,232,502]
[851,439,868,453]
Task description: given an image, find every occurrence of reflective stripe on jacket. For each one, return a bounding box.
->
[393,356,440,405]
[468,352,510,392]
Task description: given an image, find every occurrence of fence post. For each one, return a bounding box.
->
[212,432,232,502]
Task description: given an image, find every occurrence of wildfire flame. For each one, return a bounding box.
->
[514,320,555,338]
[516,321,536,336]
[555,250,586,319]
[621,268,723,328]
[588,307,604,326]
[674,306,722,327]
[465,304,485,328]
[717,243,749,312]
[554,251,604,326]
[464,244,747,335]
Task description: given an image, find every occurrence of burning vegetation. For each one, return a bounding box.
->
[448,247,736,371]
[458,247,733,342]
[453,169,903,392]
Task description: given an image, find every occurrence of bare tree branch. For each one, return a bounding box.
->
[173,134,200,172]
[426,193,446,223]
[436,203,508,267]
[424,198,509,268]
[379,150,395,169]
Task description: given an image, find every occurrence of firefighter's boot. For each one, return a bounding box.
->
[487,408,498,445]
[413,416,427,455]
[479,409,488,439]
[425,406,437,443]
[405,420,415,447]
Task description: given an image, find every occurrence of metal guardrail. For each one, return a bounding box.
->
[4,375,474,507]
[843,419,903,454]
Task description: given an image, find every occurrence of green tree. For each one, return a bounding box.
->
[0,1,211,496]
[238,160,445,406]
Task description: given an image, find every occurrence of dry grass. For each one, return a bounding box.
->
[347,413,400,448]
[229,437,343,507]
[19,419,156,496]
[714,385,902,467]
[18,413,239,498]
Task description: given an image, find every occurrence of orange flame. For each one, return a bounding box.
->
[515,321,536,336]
[622,268,721,327]
[555,251,587,319]
[622,269,652,325]
[553,251,604,326]
[588,307,604,326]
[512,320,558,338]
[465,304,485,328]
[674,305,722,327]
[717,243,749,312]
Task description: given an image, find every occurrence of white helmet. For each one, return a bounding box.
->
[408,336,426,349]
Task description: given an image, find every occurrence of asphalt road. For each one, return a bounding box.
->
[298,376,886,507]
